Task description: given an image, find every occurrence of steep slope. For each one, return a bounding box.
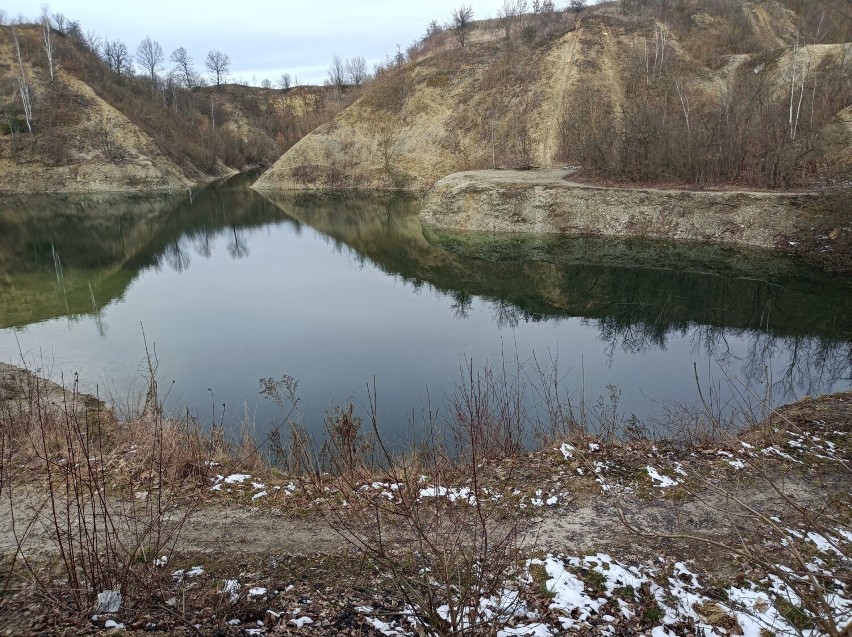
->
[0,26,335,194]
[0,26,192,194]
[207,84,336,168]
[254,1,850,193]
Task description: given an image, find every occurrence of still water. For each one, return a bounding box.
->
[1,173,850,441]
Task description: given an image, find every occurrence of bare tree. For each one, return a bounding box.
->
[452,5,475,47]
[65,20,83,43]
[205,49,230,88]
[498,0,527,40]
[136,36,164,94]
[11,28,33,135]
[51,11,66,32]
[261,78,271,89]
[345,56,368,86]
[327,54,346,91]
[104,39,131,77]
[0,10,7,25]
[569,0,586,13]
[40,8,57,82]
[84,30,102,56]
[278,73,292,90]
[424,19,443,40]
[170,47,196,88]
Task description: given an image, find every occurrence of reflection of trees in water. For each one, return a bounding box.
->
[493,300,520,329]
[227,227,249,260]
[192,231,214,258]
[163,241,191,273]
[594,315,671,360]
[564,304,851,400]
[451,291,473,320]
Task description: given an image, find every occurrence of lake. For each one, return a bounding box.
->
[1,173,850,445]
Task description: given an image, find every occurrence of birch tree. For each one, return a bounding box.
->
[11,28,33,134]
[41,8,56,82]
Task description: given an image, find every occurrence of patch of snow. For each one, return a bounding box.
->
[104,619,125,629]
[365,617,407,636]
[224,473,252,484]
[289,616,314,628]
[646,466,678,488]
[559,443,575,460]
[807,531,842,555]
[248,587,267,597]
[252,490,268,500]
[498,623,553,636]
[223,579,241,603]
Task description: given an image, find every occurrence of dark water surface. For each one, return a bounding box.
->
[1,174,850,441]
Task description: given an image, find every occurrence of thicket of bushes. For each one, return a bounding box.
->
[555,1,852,188]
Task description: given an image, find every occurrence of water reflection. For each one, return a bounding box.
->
[0,176,849,429]
[260,191,851,401]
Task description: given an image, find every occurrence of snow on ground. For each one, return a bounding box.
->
[360,538,852,637]
[645,466,679,488]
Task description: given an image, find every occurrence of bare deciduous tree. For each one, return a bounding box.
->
[84,30,102,56]
[104,39,131,77]
[41,8,57,82]
[205,49,230,88]
[136,37,164,95]
[425,19,443,40]
[278,73,292,90]
[0,10,7,25]
[65,20,83,43]
[327,54,346,91]
[170,47,196,88]
[498,0,527,40]
[452,5,475,47]
[51,11,66,32]
[11,28,33,135]
[569,0,586,13]
[345,56,368,86]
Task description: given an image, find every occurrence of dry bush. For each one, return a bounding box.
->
[0,360,208,614]
[300,382,534,636]
[360,66,413,115]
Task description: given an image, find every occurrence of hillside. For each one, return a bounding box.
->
[0,25,335,194]
[253,0,852,193]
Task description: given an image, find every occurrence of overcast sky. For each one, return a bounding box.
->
[2,0,534,86]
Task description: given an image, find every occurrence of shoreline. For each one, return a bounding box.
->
[1,363,849,635]
[419,168,814,250]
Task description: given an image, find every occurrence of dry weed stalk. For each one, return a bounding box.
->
[288,379,535,636]
[0,356,204,615]
[616,368,851,636]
